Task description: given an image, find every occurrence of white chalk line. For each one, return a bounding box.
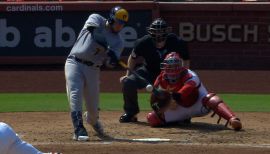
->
[32,141,270,149]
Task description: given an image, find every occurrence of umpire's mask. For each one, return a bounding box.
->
[147,18,172,43]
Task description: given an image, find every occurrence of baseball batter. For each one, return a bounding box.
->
[0,122,42,154]
[65,6,129,141]
[147,52,242,131]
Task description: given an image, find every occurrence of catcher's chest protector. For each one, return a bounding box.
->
[159,71,192,92]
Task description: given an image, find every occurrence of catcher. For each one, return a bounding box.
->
[147,52,242,131]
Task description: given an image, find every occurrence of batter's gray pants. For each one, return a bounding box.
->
[65,58,100,125]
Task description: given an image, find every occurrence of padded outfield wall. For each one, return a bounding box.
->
[0,2,270,70]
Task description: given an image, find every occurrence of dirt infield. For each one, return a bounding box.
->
[0,70,269,153]
[1,111,270,154]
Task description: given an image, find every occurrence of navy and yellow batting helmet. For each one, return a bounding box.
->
[108,6,129,25]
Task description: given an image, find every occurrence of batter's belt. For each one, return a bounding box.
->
[68,55,101,68]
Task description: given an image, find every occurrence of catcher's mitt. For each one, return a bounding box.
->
[150,89,172,113]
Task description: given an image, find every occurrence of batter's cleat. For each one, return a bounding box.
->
[92,121,104,136]
[229,117,242,131]
[71,111,89,141]
[83,112,105,136]
[73,126,89,141]
[119,113,138,123]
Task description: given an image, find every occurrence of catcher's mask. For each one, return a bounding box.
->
[108,6,129,25]
[161,52,183,83]
[147,18,172,43]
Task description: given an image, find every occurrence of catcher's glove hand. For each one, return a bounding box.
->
[150,89,172,113]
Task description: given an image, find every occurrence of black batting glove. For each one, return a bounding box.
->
[106,50,118,68]
[85,22,99,33]
[87,26,95,33]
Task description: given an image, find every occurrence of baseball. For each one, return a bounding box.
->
[146,84,153,92]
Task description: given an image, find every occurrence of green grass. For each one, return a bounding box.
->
[0,93,269,113]
[0,93,68,112]
[219,94,270,112]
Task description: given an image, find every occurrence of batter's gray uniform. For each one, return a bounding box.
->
[65,14,123,136]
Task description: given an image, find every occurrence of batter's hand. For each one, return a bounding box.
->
[106,50,118,68]
[105,57,117,68]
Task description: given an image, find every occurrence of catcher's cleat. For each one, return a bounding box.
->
[92,121,105,136]
[73,126,89,141]
[229,117,242,131]
[119,113,138,123]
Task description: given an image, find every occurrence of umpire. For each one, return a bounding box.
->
[119,18,190,123]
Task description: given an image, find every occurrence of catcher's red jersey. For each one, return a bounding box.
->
[154,68,204,107]
[154,69,193,92]
[154,68,210,123]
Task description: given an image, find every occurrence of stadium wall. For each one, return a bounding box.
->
[0,2,270,70]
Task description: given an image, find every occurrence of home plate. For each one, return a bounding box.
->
[132,138,171,142]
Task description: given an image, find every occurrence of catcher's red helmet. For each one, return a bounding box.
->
[161,52,183,83]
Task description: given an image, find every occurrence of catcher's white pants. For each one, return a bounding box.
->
[65,58,100,125]
[164,83,210,122]
[0,122,42,154]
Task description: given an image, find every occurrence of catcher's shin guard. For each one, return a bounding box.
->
[202,93,242,131]
[147,111,165,127]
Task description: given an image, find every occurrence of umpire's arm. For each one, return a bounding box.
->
[125,50,139,76]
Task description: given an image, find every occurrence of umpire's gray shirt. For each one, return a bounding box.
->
[69,14,124,66]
